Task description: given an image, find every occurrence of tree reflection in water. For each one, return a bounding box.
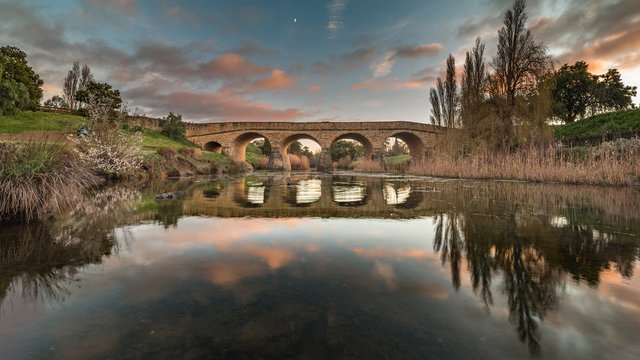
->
[428,182,640,356]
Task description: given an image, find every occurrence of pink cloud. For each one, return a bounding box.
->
[245,69,296,92]
[199,53,270,79]
[350,78,426,92]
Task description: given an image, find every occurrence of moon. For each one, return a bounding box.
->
[294,18,297,23]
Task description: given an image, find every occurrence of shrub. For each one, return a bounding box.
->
[253,155,270,170]
[157,146,177,160]
[353,159,384,173]
[288,154,310,170]
[70,123,143,178]
[0,140,102,223]
[159,112,186,141]
[336,155,351,169]
[178,147,200,159]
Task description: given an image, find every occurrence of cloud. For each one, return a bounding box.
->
[228,39,279,57]
[327,0,349,39]
[350,78,426,92]
[370,44,443,79]
[165,6,200,25]
[310,47,378,75]
[244,69,297,93]
[199,53,271,79]
[307,85,323,93]
[82,0,137,13]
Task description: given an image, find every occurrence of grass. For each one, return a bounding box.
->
[0,111,89,133]
[137,128,199,148]
[384,154,410,164]
[553,109,640,140]
[245,143,263,164]
[0,140,103,223]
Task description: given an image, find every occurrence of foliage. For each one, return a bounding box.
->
[551,61,596,123]
[552,62,637,123]
[553,109,640,140]
[0,140,102,223]
[460,38,488,136]
[593,69,637,113]
[245,142,263,164]
[43,95,69,109]
[287,141,304,155]
[69,96,142,178]
[63,61,93,111]
[386,138,408,156]
[252,138,272,155]
[159,112,186,141]
[0,46,43,111]
[0,77,29,115]
[489,0,552,147]
[429,55,457,128]
[75,81,122,120]
[330,140,364,161]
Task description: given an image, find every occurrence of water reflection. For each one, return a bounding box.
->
[383,182,411,205]
[1,175,639,359]
[331,180,367,205]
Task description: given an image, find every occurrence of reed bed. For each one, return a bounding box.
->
[406,139,640,186]
[0,140,102,223]
[288,154,310,170]
[352,158,384,173]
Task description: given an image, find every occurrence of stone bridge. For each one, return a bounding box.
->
[185,121,446,171]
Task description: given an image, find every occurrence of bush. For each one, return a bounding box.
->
[0,140,102,223]
[288,154,310,170]
[159,112,186,141]
[157,146,177,160]
[336,155,351,169]
[70,123,143,178]
[178,147,200,159]
[253,155,270,170]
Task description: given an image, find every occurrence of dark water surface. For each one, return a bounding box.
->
[1,173,639,359]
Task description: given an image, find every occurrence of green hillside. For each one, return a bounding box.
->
[553,109,640,140]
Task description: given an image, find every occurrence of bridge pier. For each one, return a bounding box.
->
[268,148,287,171]
[316,148,333,173]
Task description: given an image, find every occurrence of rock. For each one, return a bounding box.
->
[155,191,183,201]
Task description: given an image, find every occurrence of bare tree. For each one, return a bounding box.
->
[63,61,93,111]
[461,38,487,132]
[443,54,458,128]
[429,88,442,126]
[491,0,551,144]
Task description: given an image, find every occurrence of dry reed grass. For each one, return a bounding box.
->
[288,154,310,170]
[0,139,103,223]
[407,141,640,186]
[157,146,177,160]
[253,155,270,170]
[353,159,384,173]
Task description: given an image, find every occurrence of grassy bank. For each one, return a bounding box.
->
[0,111,89,133]
[553,109,640,140]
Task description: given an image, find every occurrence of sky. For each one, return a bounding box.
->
[1,0,639,124]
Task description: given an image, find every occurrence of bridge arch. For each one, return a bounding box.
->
[204,141,222,153]
[230,132,271,163]
[387,132,425,162]
[280,133,322,171]
[331,133,374,159]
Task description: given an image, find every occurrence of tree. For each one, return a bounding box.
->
[551,61,597,123]
[490,0,551,146]
[63,61,93,111]
[75,81,122,120]
[330,140,364,161]
[287,141,304,155]
[0,54,29,115]
[593,69,637,113]
[461,38,487,132]
[43,95,69,109]
[429,88,442,126]
[387,138,408,156]
[159,112,186,141]
[0,46,42,111]
[444,54,458,127]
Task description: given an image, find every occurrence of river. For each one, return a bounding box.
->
[1,172,639,359]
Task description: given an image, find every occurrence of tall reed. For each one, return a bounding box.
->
[0,139,102,223]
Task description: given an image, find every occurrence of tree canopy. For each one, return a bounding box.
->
[0,46,43,112]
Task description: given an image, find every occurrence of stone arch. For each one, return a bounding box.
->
[387,132,425,162]
[280,133,322,170]
[230,132,270,162]
[204,141,222,153]
[331,133,374,159]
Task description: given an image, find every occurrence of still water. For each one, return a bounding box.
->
[1,173,639,359]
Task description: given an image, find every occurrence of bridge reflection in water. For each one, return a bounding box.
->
[187,173,431,219]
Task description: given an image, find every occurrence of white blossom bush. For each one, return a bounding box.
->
[593,137,640,160]
[69,94,143,178]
